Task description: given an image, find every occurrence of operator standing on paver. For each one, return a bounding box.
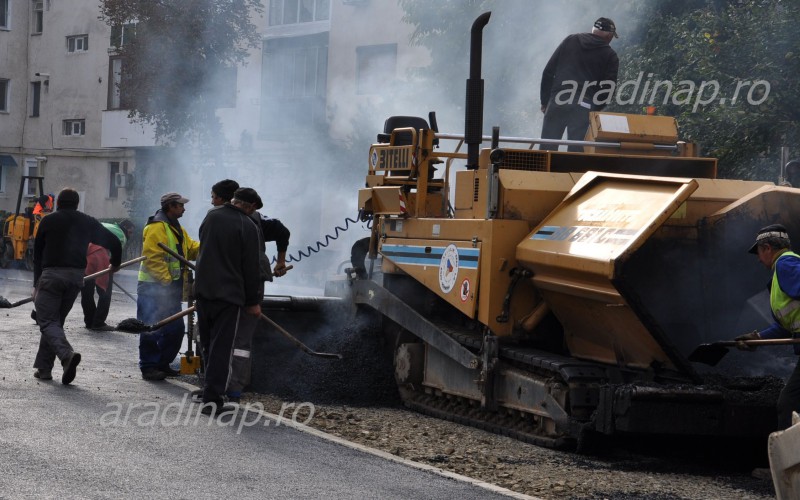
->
[539,17,619,151]
[137,192,199,381]
[32,188,122,384]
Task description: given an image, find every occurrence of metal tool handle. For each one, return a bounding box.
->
[716,338,800,347]
[83,255,146,282]
[150,306,197,331]
[259,313,342,359]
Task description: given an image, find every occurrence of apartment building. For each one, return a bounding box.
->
[0,0,428,279]
[0,0,136,218]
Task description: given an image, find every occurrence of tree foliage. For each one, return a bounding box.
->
[99,0,263,143]
[616,0,800,179]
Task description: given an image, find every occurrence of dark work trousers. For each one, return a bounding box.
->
[778,357,800,428]
[137,280,184,372]
[81,279,112,328]
[539,101,591,152]
[33,267,84,370]
[196,298,259,404]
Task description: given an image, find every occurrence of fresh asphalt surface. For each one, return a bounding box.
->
[0,268,518,499]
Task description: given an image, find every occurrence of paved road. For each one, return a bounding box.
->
[0,269,522,499]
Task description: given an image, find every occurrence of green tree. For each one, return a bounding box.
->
[617,0,800,179]
[99,0,263,144]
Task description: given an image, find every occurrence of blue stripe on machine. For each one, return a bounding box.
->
[382,245,479,268]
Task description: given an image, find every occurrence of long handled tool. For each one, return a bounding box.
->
[112,279,137,302]
[259,313,342,359]
[689,338,800,366]
[0,255,146,309]
[116,306,197,334]
[0,296,34,309]
[156,242,339,359]
[83,255,146,282]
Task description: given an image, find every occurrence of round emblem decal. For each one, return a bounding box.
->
[459,278,471,303]
[371,150,378,168]
[438,244,459,294]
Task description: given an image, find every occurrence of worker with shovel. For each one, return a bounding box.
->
[137,193,199,381]
[32,188,122,385]
[735,224,800,428]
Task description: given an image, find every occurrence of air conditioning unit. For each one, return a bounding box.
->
[114,172,135,189]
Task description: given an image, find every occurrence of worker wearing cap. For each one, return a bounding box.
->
[137,192,199,381]
[194,187,262,415]
[736,224,800,428]
[210,179,239,206]
[540,17,619,152]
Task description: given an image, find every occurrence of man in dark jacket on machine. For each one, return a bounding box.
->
[539,17,619,152]
[194,189,262,415]
[32,188,122,384]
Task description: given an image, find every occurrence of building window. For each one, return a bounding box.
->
[0,79,8,112]
[110,23,136,48]
[269,0,329,26]
[1,0,9,29]
[30,81,40,117]
[31,1,42,33]
[25,158,39,196]
[108,162,120,198]
[261,33,328,133]
[108,57,124,109]
[63,119,85,136]
[67,34,88,53]
[356,44,397,95]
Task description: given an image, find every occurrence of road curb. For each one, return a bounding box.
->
[167,379,540,500]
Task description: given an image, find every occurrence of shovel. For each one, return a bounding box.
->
[0,256,146,309]
[0,296,34,309]
[688,338,800,366]
[116,306,196,334]
[83,255,147,282]
[259,313,342,360]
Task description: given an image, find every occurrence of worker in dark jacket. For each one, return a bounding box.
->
[736,224,800,428]
[539,17,619,152]
[194,190,262,415]
[32,188,122,384]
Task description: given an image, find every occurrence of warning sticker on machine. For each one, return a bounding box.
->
[459,278,471,302]
[439,244,459,294]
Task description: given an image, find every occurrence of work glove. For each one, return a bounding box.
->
[734,331,761,351]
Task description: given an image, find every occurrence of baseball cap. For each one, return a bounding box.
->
[594,17,619,38]
[233,187,261,208]
[161,192,189,205]
[748,224,790,254]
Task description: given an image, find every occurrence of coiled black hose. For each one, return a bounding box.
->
[274,215,371,264]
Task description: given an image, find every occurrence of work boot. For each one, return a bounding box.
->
[141,368,168,381]
[190,389,203,403]
[33,368,52,380]
[89,324,115,332]
[61,352,81,385]
[159,365,181,377]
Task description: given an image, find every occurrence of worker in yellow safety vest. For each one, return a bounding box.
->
[736,224,800,428]
[136,192,199,381]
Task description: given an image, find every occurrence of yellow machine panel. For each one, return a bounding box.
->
[516,172,698,371]
[380,238,481,317]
